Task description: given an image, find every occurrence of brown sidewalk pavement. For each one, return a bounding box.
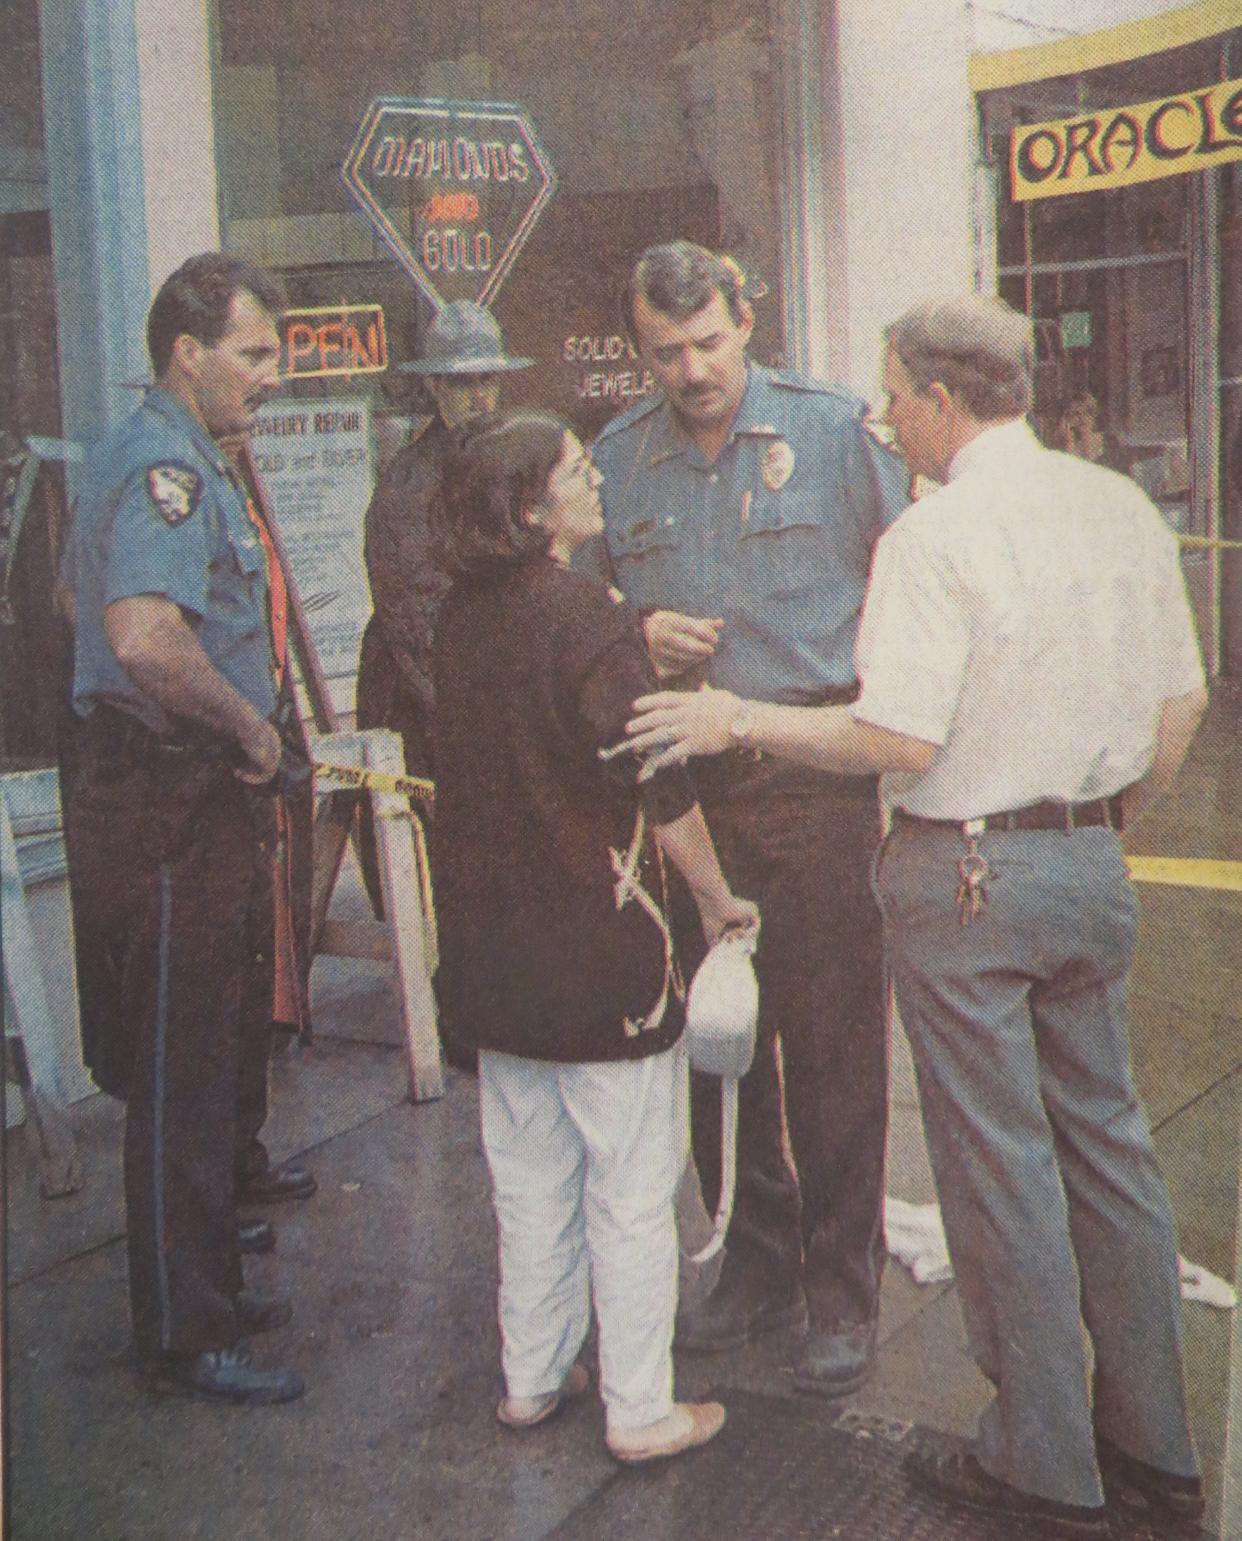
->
[5,686,1239,1540]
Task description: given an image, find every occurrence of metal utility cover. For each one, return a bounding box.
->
[546,1392,1183,1539]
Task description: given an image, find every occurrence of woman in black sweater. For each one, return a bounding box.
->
[433,409,756,1463]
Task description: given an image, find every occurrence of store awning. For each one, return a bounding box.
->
[969,0,1239,92]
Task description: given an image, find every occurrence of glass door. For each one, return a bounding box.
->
[995,172,1222,659]
[1219,162,1242,677]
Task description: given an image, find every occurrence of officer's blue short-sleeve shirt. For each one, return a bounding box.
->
[69,388,277,733]
[589,364,909,703]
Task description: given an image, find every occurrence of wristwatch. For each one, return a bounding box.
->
[728,701,760,750]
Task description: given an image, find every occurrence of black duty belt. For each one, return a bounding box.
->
[893,792,1127,835]
[82,703,199,759]
[81,702,310,795]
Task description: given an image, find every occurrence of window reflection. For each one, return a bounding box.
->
[213,0,788,437]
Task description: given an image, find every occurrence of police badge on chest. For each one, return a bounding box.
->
[761,440,795,492]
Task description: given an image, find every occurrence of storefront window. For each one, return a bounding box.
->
[997,176,1192,533]
[983,32,1242,670]
[212,0,790,441]
[1220,161,1242,674]
[1,0,69,767]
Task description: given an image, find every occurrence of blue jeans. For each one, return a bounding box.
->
[875,820,1198,1506]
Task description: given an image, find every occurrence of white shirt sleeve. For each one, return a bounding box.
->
[852,521,971,746]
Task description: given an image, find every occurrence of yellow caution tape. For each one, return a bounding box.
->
[1179,534,1242,550]
[315,759,1242,893]
[314,761,440,960]
[1126,856,1242,892]
[313,760,435,802]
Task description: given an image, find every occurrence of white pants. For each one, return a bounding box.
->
[478,1045,685,1434]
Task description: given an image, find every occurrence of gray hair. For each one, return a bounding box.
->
[885,296,1033,421]
[622,241,748,339]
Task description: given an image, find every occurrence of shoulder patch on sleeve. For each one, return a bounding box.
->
[146,463,203,525]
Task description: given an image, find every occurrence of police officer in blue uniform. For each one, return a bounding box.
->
[62,254,304,1404]
[588,242,907,1394]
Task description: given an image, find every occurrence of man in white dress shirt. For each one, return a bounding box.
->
[613,294,1207,1538]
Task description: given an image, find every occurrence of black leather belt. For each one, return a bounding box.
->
[893,792,1127,835]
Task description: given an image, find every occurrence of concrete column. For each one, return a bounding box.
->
[133,0,220,291]
[38,0,153,447]
[820,0,980,403]
[37,0,220,457]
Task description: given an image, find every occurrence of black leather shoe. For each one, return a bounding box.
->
[905,1438,1106,1537]
[238,1160,317,1204]
[236,1290,293,1336]
[674,1278,806,1354]
[141,1346,304,1405]
[237,1217,275,1255]
[1096,1436,1205,1534]
[792,1318,876,1398]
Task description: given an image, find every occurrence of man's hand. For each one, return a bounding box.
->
[1123,686,1208,825]
[611,686,743,778]
[610,682,940,780]
[642,610,723,679]
[107,594,284,780]
[235,718,282,784]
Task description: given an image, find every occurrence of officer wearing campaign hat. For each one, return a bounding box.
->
[396,299,535,377]
[355,303,534,914]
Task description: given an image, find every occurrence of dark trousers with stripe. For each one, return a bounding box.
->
[64,713,275,1357]
[675,757,889,1329]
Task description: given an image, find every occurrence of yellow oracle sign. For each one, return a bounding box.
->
[1011,75,1242,200]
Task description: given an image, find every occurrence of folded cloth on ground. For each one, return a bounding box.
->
[884,1197,1237,1307]
[884,1198,953,1284]
[1178,1255,1238,1308]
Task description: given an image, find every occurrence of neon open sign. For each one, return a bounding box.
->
[280,304,388,379]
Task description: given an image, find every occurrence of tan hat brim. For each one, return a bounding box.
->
[397,355,535,375]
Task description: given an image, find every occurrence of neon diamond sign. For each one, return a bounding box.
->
[341,97,557,311]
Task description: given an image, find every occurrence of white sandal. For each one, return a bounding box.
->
[607,1400,726,1463]
[496,1362,591,1430]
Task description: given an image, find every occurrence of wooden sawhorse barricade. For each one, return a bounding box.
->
[2,728,443,1206]
[309,726,444,1104]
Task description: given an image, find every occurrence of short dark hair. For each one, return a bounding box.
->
[884,296,1033,421]
[622,240,747,341]
[437,410,567,580]
[146,253,286,377]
